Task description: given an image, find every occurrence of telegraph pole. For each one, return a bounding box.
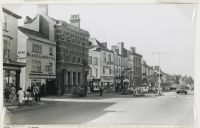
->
[152,52,167,96]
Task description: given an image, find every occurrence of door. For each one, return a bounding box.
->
[46,79,56,95]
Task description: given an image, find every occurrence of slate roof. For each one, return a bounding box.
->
[2,7,22,19]
[90,38,113,52]
[18,26,49,40]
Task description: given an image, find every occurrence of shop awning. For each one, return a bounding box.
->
[123,79,129,83]
[3,60,26,71]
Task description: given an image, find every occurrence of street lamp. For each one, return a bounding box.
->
[152,52,168,96]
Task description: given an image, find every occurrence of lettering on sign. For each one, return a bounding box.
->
[27,52,56,61]
[18,51,25,54]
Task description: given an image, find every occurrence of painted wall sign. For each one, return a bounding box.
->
[27,52,56,61]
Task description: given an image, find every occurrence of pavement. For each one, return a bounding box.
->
[3,91,194,125]
[4,101,48,113]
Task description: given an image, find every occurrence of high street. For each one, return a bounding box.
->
[6,91,194,125]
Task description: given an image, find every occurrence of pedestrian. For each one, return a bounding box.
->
[10,85,16,103]
[33,85,39,101]
[87,86,91,94]
[26,87,32,103]
[17,87,24,105]
[43,84,47,96]
[4,85,10,102]
[100,86,103,96]
[38,84,41,101]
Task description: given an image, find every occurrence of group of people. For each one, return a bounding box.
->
[4,83,47,105]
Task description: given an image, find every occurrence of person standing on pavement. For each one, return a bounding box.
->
[4,85,10,102]
[17,87,24,105]
[33,85,39,101]
[99,84,103,96]
[38,84,41,101]
[87,86,91,94]
[10,85,16,103]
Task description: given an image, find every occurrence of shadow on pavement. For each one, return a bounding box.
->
[7,101,115,125]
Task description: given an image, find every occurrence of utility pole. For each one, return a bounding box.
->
[152,52,167,96]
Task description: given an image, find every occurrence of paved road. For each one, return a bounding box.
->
[6,91,194,125]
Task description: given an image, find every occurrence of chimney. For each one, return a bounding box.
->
[111,45,117,51]
[101,42,107,48]
[70,14,80,28]
[130,47,136,53]
[24,16,32,24]
[37,4,48,15]
[117,42,124,55]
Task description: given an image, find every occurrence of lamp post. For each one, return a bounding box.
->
[152,52,167,96]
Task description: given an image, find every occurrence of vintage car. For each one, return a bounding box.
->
[71,87,87,97]
[176,87,187,95]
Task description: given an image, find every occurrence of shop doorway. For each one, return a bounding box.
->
[46,79,56,95]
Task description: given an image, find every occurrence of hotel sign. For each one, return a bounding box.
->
[27,52,56,61]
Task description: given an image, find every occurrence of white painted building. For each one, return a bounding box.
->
[17,7,57,94]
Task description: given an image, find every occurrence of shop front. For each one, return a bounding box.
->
[100,76,114,91]
[29,74,56,95]
[3,61,25,92]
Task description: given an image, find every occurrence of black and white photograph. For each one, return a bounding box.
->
[2,2,197,127]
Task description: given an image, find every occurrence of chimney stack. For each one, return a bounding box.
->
[117,42,124,55]
[130,47,136,53]
[70,14,81,28]
[111,45,117,51]
[37,4,48,15]
[101,42,107,48]
[24,16,32,24]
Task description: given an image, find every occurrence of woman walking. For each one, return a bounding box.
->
[18,87,24,105]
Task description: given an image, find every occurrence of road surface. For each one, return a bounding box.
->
[6,91,194,125]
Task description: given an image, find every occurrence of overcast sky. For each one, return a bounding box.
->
[3,4,195,78]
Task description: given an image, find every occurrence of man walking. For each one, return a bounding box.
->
[33,85,39,101]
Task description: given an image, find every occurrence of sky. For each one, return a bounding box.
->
[3,4,195,78]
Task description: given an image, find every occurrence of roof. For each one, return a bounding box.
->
[90,38,113,52]
[18,27,49,40]
[54,17,90,35]
[2,7,22,19]
[130,52,142,57]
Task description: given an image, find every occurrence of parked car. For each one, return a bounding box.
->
[71,87,87,97]
[176,87,187,95]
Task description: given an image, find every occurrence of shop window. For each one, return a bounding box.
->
[3,70,16,88]
[32,60,42,72]
[32,43,42,54]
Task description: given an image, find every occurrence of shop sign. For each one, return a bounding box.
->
[29,74,56,79]
[27,52,56,61]
[101,76,114,82]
